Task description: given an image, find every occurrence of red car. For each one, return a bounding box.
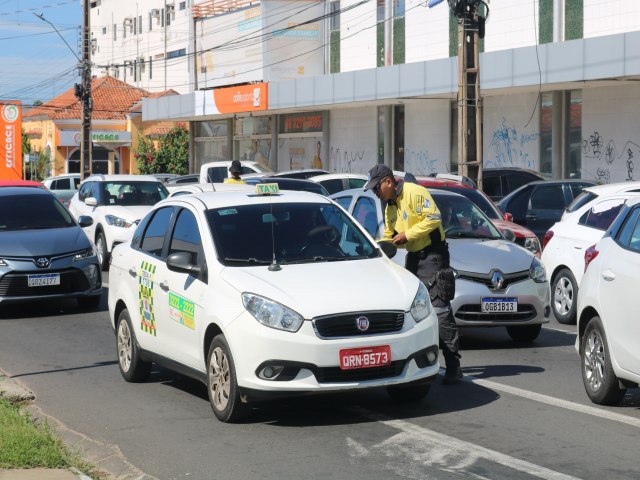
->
[409,175,541,257]
[0,180,45,188]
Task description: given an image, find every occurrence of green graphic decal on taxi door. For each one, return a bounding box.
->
[139,261,156,336]
[168,292,195,330]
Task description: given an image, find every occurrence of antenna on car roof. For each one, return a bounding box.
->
[255,183,282,271]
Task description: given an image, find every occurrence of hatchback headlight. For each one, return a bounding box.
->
[105,215,133,228]
[74,247,96,261]
[410,282,432,322]
[524,237,541,255]
[529,257,547,283]
[242,293,304,332]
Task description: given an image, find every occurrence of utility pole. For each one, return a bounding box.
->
[80,0,92,180]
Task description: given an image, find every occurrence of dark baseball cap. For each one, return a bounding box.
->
[363,164,393,191]
[229,160,242,174]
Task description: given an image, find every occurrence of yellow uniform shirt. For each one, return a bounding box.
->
[381,182,445,253]
[223,177,247,184]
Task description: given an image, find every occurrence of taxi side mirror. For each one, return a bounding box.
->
[167,251,202,276]
[378,241,397,259]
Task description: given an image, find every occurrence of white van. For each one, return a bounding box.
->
[199,160,272,183]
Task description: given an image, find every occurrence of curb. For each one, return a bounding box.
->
[0,369,156,480]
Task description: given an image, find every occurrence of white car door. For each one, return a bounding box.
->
[152,207,208,370]
[597,207,640,376]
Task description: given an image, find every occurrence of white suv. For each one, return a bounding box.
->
[199,160,272,183]
[69,175,168,269]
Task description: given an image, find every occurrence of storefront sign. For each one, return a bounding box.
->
[0,101,22,180]
[211,83,268,114]
[58,130,131,146]
[280,112,323,134]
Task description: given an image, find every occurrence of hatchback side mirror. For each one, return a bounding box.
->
[166,251,202,276]
[77,215,93,228]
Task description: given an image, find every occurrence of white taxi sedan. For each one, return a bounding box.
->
[108,186,440,422]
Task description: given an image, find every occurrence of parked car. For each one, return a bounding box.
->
[167,182,254,197]
[541,183,640,324]
[166,174,200,185]
[272,168,329,180]
[43,174,80,191]
[415,176,541,257]
[199,160,272,183]
[577,196,640,405]
[0,180,44,188]
[497,179,597,241]
[309,173,368,195]
[108,187,441,422]
[481,168,547,202]
[244,176,330,196]
[0,187,101,309]
[69,174,169,270]
[332,188,551,342]
[52,189,77,208]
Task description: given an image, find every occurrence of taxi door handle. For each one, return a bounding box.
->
[601,270,615,282]
[159,282,170,292]
[128,268,137,278]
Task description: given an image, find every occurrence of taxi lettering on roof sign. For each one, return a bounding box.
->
[108,188,440,423]
[256,183,279,194]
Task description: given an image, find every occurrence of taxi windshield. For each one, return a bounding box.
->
[206,202,380,266]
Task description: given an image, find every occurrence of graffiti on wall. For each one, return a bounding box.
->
[404,149,443,175]
[486,118,539,169]
[329,146,367,173]
[582,131,639,183]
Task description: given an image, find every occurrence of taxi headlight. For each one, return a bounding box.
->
[105,215,133,228]
[410,282,432,322]
[242,293,304,333]
[529,257,547,283]
[74,247,96,261]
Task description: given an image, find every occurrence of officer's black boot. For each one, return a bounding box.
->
[442,354,462,385]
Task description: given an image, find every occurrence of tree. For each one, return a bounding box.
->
[134,124,189,175]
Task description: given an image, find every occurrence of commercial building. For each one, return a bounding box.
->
[94,0,640,184]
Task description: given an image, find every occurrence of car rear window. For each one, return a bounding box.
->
[566,191,597,213]
[0,194,76,231]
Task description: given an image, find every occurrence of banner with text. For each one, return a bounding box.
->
[0,101,22,180]
[211,83,268,114]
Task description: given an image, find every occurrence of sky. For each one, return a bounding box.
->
[0,0,81,106]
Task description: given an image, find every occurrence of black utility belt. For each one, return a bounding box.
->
[407,246,433,260]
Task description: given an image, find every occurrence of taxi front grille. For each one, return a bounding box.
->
[312,360,406,383]
[312,311,404,338]
[454,304,537,322]
[0,270,89,297]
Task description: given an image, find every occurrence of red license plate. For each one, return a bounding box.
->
[339,345,391,370]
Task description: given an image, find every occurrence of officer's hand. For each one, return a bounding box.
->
[392,232,407,245]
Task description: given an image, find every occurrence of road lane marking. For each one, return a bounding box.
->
[543,325,576,334]
[464,374,640,429]
[349,406,582,480]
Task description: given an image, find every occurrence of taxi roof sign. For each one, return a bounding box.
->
[256,183,280,195]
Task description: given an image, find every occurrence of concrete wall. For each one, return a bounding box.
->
[340,0,377,72]
[329,107,377,173]
[585,0,640,38]
[582,84,640,184]
[405,0,449,64]
[404,100,451,175]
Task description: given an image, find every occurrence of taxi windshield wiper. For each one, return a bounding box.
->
[224,257,271,265]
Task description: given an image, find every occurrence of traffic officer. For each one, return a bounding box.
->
[364,164,462,384]
[224,160,247,184]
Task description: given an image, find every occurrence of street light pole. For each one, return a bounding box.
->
[81,0,92,180]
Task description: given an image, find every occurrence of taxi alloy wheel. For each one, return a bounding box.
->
[116,309,151,383]
[207,335,246,422]
[581,316,625,406]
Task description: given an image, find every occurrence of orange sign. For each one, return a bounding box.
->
[212,83,268,114]
[0,101,22,180]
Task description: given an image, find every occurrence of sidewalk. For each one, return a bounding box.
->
[0,371,152,480]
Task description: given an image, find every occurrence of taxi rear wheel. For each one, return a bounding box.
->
[116,309,151,382]
[207,335,247,422]
[386,380,431,402]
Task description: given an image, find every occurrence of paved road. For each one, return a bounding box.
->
[1,280,638,480]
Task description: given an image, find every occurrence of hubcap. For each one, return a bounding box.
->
[209,347,230,412]
[584,329,605,392]
[117,320,132,372]
[553,276,574,316]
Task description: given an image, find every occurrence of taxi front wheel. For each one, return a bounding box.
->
[207,335,247,423]
[116,309,151,382]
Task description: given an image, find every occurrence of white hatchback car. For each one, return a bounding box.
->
[577,197,640,405]
[308,173,368,195]
[69,175,169,269]
[542,184,640,324]
[332,188,551,342]
[108,187,440,422]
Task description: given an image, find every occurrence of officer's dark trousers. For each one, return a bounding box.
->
[405,249,461,370]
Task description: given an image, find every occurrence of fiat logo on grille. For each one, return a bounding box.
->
[356,316,370,332]
[36,257,50,268]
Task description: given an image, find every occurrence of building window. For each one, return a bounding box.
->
[167,48,186,59]
[138,15,142,34]
[149,57,153,79]
[161,8,165,27]
[330,1,340,74]
[113,23,117,41]
[133,17,137,35]
[102,27,107,35]
[179,1,186,10]
[393,0,405,65]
